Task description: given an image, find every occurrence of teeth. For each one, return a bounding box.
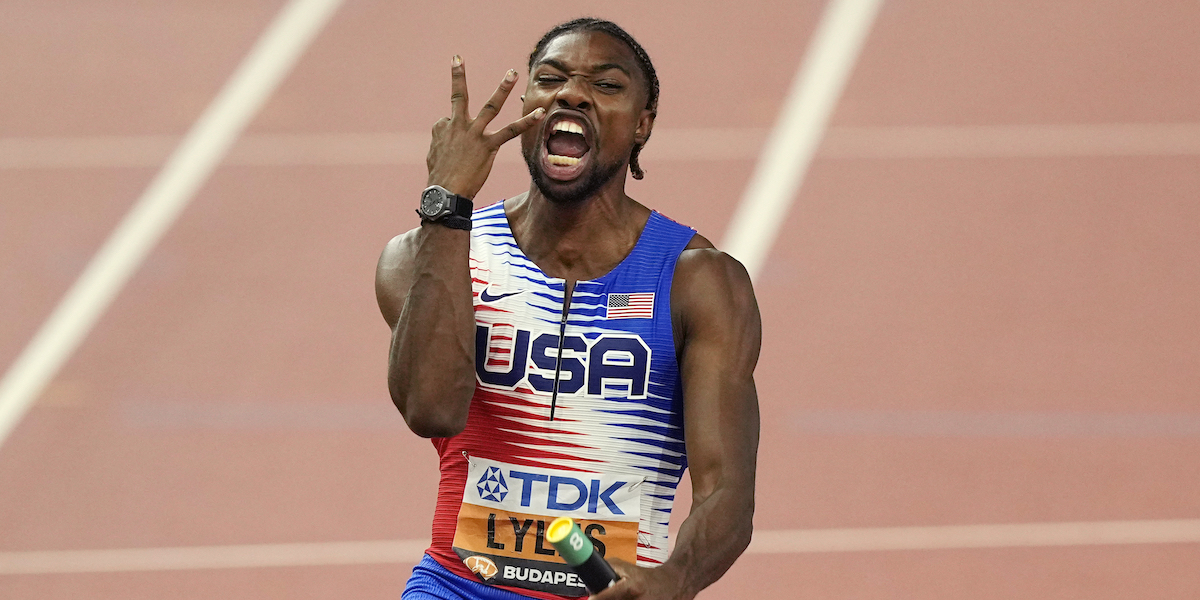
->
[552,121,584,135]
[547,154,580,166]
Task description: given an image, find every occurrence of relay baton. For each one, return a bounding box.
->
[545,517,619,594]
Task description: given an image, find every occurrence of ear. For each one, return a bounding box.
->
[634,109,656,145]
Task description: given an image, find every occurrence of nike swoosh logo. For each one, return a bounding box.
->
[480,288,523,303]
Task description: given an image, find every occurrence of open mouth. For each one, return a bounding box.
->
[540,112,592,181]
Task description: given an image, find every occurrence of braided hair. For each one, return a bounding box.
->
[527,18,659,180]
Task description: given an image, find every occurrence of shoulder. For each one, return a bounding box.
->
[671,234,760,348]
[674,233,751,300]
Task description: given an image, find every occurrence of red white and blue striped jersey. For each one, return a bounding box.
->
[425,200,697,599]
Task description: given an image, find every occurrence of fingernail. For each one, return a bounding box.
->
[505,69,517,82]
[452,55,462,67]
[532,107,546,117]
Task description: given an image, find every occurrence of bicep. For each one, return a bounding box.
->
[675,251,762,501]
[375,231,418,329]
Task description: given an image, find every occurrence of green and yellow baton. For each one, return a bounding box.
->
[545,517,619,594]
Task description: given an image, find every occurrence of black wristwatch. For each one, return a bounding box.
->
[417,185,473,230]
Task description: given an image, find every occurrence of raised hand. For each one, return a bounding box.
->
[425,55,546,199]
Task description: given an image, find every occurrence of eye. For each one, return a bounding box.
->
[596,81,624,93]
[536,75,565,85]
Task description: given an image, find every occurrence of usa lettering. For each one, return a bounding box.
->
[475,325,651,398]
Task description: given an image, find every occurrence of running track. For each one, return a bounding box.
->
[2,1,1199,598]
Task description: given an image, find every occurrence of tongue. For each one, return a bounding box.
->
[547,132,588,158]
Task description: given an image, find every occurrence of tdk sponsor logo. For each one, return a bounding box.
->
[475,324,651,398]
[475,468,629,516]
[476,466,508,503]
[464,457,644,523]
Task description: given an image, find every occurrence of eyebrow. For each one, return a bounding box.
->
[537,58,632,78]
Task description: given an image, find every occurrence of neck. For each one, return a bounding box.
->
[508,177,649,281]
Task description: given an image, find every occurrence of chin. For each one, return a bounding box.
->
[523,146,623,205]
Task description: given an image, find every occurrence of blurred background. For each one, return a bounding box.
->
[2,0,1199,598]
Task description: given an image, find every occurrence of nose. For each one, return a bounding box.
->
[554,75,591,110]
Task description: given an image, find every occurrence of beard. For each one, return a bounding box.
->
[522,142,625,205]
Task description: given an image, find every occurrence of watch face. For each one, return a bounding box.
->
[421,188,445,217]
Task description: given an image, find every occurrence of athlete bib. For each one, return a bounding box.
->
[452,456,642,596]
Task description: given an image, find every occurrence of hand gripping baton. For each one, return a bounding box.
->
[545,517,619,594]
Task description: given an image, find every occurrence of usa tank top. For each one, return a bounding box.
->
[424,200,697,599]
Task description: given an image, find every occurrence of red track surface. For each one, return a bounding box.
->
[3,1,1199,598]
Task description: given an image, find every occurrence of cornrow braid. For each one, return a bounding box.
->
[528,18,659,180]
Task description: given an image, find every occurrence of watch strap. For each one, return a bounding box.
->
[446,194,473,219]
[415,208,472,230]
[441,215,473,230]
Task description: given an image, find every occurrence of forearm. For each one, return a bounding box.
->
[381,57,543,437]
[388,223,476,437]
[663,481,755,598]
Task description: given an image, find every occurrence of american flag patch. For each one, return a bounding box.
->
[606,292,654,319]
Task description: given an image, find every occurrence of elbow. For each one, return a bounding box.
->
[389,376,474,438]
[736,516,754,556]
[733,490,755,555]
[403,405,468,438]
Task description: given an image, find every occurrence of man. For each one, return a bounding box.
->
[376,18,760,600]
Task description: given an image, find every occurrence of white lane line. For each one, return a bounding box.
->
[3,519,1198,574]
[822,123,1200,158]
[0,135,178,169]
[749,519,1200,554]
[0,539,429,575]
[720,0,883,280]
[0,128,772,169]
[7,123,1200,169]
[789,409,1200,437]
[0,0,345,450]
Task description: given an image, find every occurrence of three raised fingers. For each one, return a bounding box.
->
[448,56,546,147]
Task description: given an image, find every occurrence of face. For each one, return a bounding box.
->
[521,30,654,204]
